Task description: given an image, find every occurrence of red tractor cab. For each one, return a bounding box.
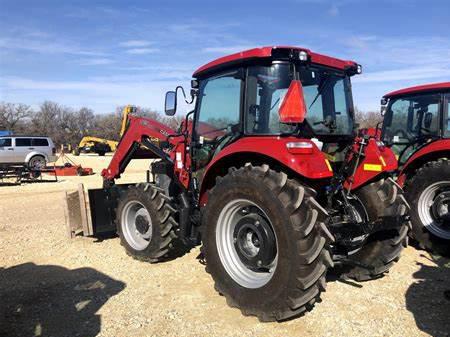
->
[69,46,409,321]
[381,82,450,255]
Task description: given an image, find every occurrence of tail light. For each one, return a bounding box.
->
[286,141,313,154]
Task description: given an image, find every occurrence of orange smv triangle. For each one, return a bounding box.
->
[278,80,307,123]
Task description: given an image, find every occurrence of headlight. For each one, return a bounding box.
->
[356,64,362,74]
[299,51,308,61]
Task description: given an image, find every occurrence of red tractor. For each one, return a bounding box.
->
[70,46,409,321]
[381,82,450,256]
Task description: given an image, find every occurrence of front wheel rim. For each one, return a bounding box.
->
[418,181,450,240]
[121,201,153,250]
[216,199,278,289]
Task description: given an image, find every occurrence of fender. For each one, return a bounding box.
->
[25,151,48,164]
[198,136,333,206]
[397,139,450,186]
[347,138,398,190]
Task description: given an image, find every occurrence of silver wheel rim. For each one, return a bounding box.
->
[121,201,153,250]
[216,199,278,289]
[418,181,450,239]
[30,157,45,169]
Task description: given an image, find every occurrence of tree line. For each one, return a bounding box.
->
[0,101,382,147]
[0,101,184,147]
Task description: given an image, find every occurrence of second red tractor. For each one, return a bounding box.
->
[381,82,450,256]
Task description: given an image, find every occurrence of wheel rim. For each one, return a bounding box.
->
[418,181,450,240]
[121,201,153,250]
[30,157,45,169]
[216,199,278,289]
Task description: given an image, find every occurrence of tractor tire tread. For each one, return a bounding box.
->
[203,165,332,322]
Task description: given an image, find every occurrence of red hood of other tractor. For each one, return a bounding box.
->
[384,82,450,99]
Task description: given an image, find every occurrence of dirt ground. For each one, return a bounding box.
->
[0,154,449,337]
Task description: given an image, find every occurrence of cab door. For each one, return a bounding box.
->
[192,69,243,172]
[0,138,15,163]
[443,93,450,138]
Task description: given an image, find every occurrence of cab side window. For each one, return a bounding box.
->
[446,94,450,136]
[196,71,242,139]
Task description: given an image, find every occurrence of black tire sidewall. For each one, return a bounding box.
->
[28,155,46,169]
[406,161,450,253]
[116,187,164,258]
[204,175,298,311]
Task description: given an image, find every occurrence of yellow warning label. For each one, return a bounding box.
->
[364,164,382,172]
[325,159,333,172]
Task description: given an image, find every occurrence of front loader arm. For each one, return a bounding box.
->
[101,115,184,182]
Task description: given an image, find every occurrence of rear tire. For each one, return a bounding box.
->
[202,165,334,321]
[340,177,410,281]
[405,159,450,256]
[97,151,106,156]
[116,183,179,262]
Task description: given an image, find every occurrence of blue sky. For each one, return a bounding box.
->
[1,0,450,114]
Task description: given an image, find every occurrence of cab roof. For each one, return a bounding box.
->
[193,46,357,78]
[384,82,450,99]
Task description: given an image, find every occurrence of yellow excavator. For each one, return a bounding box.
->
[73,105,136,156]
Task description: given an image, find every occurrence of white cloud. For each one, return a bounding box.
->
[354,66,450,84]
[119,40,153,48]
[78,58,114,66]
[202,46,255,54]
[125,48,160,55]
[0,76,190,114]
[0,37,106,56]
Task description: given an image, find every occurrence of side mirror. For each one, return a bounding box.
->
[164,91,177,116]
[380,98,388,116]
[278,80,307,123]
[424,112,433,129]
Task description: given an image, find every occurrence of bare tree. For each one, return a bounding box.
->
[0,102,32,131]
[93,112,122,141]
[355,106,383,129]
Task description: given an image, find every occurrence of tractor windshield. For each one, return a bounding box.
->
[382,93,441,163]
[383,93,441,143]
[245,63,354,136]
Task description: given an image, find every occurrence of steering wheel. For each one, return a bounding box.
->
[392,129,414,142]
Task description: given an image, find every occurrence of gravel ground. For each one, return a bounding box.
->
[0,154,449,337]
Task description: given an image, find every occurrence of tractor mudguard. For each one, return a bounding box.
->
[64,183,131,238]
[346,138,398,190]
[397,139,450,186]
[198,136,333,206]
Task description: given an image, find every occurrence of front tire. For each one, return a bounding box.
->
[405,159,450,256]
[203,165,334,321]
[340,177,410,281]
[116,183,179,262]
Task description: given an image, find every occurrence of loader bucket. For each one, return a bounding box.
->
[64,183,130,238]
